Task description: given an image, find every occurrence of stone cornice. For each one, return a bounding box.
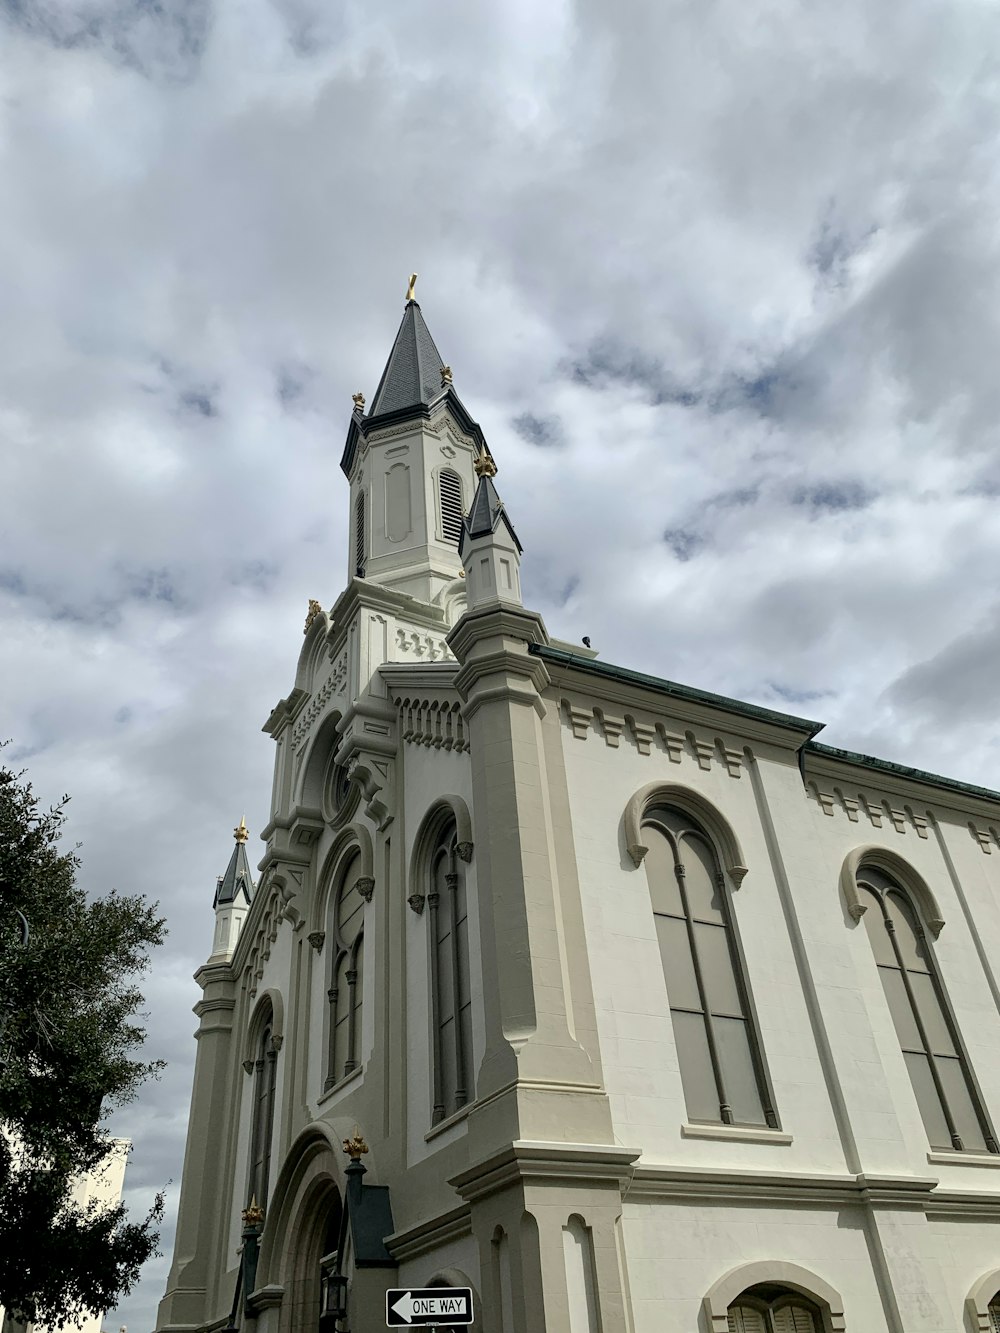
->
[385,1204,472,1262]
[804,744,1000,821]
[537,649,819,752]
[262,686,309,737]
[381,662,460,693]
[448,1141,640,1204]
[628,1163,956,1211]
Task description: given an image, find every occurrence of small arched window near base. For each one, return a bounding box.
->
[643,806,776,1128]
[728,1285,822,1332]
[858,865,997,1154]
[326,854,366,1089]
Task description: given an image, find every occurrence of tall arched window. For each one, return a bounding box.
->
[326,855,366,1089]
[439,469,463,546]
[247,1011,277,1206]
[642,806,775,1127]
[858,865,996,1153]
[354,490,366,576]
[727,1285,821,1332]
[428,821,473,1122]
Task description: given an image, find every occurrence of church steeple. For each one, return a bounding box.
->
[209,817,255,960]
[367,283,449,418]
[339,280,490,610]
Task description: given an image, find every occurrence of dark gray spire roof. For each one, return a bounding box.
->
[367,301,448,417]
[213,819,255,908]
[459,471,523,556]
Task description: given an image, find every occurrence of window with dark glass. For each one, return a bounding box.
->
[247,1015,277,1206]
[989,1292,1000,1333]
[427,821,473,1122]
[727,1285,821,1332]
[859,865,996,1153]
[326,856,365,1089]
[642,806,775,1128]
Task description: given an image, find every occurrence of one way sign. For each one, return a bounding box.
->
[385,1287,474,1327]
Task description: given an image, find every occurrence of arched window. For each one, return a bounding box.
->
[428,821,473,1122]
[247,1011,277,1206]
[355,490,366,576]
[858,865,996,1153]
[727,1285,822,1332]
[642,806,775,1127]
[990,1292,1000,1333]
[439,469,463,546]
[326,854,366,1089]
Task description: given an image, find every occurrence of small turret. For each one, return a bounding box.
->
[458,453,523,611]
[209,817,255,960]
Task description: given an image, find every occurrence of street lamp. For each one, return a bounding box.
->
[319,1253,347,1332]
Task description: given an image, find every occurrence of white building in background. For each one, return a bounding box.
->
[156,286,1000,1333]
[0,1141,129,1333]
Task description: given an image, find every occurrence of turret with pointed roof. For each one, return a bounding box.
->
[209,817,255,961]
[339,278,490,609]
[458,455,524,611]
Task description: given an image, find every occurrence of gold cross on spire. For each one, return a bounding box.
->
[234,816,249,843]
[406,272,418,302]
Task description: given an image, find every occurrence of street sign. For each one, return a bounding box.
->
[386,1287,475,1327]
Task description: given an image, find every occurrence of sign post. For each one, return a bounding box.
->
[385,1287,475,1328]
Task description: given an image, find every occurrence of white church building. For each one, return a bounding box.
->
[156,287,1000,1333]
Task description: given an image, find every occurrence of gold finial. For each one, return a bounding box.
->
[406,273,418,302]
[440,365,452,385]
[352,391,365,411]
[234,816,249,844]
[474,450,497,478]
[242,1196,265,1228]
[342,1130,369,1161]
[304,598,323,635]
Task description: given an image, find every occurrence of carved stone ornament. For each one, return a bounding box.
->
[407,892,426,915]
[357,876,375,903]
[455,841,473,863]
[243,1058,255,1075]
[270,1033,283,1052]
[848,902,867,924]
[307,930,326,953]
[304,598,324,635]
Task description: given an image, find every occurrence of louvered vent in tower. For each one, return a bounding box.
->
[355,491,366,575]
[439,469,463,545]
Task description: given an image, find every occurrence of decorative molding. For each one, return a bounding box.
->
[656,724,685,763]
[595,708,625,748]
[386,1204,472,1263]
[357,876,375,903]
[623,782,749,889]
[626,715,656,755]
[970,823,995,854]
[716,742,743,779]
[397,696,468,751]
[839,845,946,936]
[702,1259,846,1333]
[395,628,453,661]
[681,1123,791,1145]
[307,931,325,953]
[408,892,425,915]
[291,663,345,750]
[563,701,593,740]
[455,840,473,863]
[688,731,715,771]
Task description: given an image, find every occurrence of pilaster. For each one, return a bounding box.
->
[447,603,615,1151]
[155,962,237,1330]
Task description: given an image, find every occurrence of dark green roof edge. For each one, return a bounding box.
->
[531,644,824,735]
[805,741,1000,805]
[532,644,1000,806]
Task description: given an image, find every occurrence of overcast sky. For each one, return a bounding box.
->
[3,0,1000,1327]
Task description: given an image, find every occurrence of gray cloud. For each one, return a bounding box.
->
[3,0,1000,1326]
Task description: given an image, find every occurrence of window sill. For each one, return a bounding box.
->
[425,1103,471,1143]
[681,1123,792,1146]
[927,1149,1000,1168]
[317,1065,363,1106]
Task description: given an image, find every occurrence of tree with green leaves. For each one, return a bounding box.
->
[0,762,166,1328]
